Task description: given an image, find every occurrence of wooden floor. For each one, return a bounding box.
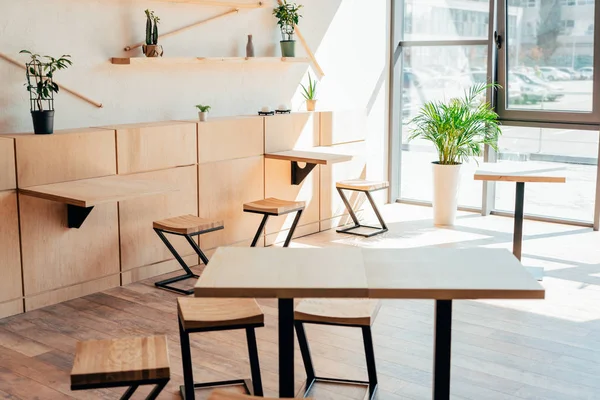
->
[2,203,600,400]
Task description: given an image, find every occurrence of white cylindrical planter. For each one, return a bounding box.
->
[432,162,462,226]
[198,112,208,122]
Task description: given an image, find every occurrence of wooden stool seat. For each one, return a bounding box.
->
[243,197,305,216]
[178,298,264,330]
[295,299,381,327]
[336,179,389,192]
[209,389,301,400]
[71,335,170,397]
[153,214,224,235]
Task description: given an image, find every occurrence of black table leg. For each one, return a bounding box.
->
[279,298,295,398]
[513,182,525,261]
[433,300,452,400]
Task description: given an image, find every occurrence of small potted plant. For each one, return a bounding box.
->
[142,9,163,57]
[273,0,302,57]
[20,50,72,134]
[408,83,501,225]
[300,72,317,111]
[196,104,211,122]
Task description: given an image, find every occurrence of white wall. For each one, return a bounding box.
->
[0,0,390,178]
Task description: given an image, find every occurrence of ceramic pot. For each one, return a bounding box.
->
[306,99,317,111]
[198,111,208,122]
[31,110,54,134]
[432,162,462,226]
[280,40,296,57]
[142,44,163,57]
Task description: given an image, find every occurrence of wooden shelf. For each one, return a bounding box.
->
[111,56,310,65]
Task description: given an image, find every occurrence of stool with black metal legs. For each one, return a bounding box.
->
[243,198,305,247]
[70,335,170,400]
[336,179,389,237]
[153,214,224,295]
[294,299,381,400]
[178,297,265,400]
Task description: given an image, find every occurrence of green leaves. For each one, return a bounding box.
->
[273,0,302,38]
[300,72,317,100]
[408,83,502,165]
[195,104,211,112]
[21,50,73,110]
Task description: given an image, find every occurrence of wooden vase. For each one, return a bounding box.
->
[142,44,163,57]
[306,99,317,111]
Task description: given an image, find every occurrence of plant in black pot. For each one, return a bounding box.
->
[273,0,302,57]
[20,50,72,135]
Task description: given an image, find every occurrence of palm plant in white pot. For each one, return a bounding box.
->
[408,83,501,225]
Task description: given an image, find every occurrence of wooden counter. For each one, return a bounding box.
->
[0,111,370,316]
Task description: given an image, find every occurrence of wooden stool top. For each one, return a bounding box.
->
[295,299,381,327]
[178,297,264,330]
[243,198,305,215]
[71,335,170,388]
[336,179,389,192]
[153,214,224,234]
[209,389,305,400]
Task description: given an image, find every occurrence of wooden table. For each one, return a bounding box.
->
[264,148,352,185]
[474,162,566,276]
[19,175,177,228]
[195,247,544,400]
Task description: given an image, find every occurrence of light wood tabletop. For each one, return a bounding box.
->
[264,148,353,165]
[19,175,178,208]
[195,247,544,300]
[474,162,566,183]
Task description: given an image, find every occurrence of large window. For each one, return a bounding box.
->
[393,0,600,227]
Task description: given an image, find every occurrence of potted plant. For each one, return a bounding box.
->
[273,0,302,57]
[301,72,317,111]
[196,104,211,122]
[142,9,163,57]
[408,83,501,225]
[20,50,72,135]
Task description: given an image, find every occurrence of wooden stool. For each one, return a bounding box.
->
[336,180,389,237]
[153,214,224,295]
[70,335,170,400]
[243,198,305,247]
[294,299,381,400]
[208,389,305,400]
[178,298,265,400]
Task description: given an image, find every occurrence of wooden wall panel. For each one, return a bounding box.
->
[0,138,16,190]
[320,141,368,231]
[121,255,198,285]
[107,121,196,174]
[0,191,22,304]
[198,156,264,250]
[25,276,120,312]
[264,112,319,153]
[198,117,264,163]
[119,166,198,272]
[19,195,120,296]
[0,299,23,319]
[264,158,319,246]
[320,110,367,146]
[12,129,117,187]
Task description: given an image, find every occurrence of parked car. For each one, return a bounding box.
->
[579,66,594,80]
[512,72,563,101]
[557,67,582,80]
[538,67,570,81]
[509,73,546,104]
[507,79,524,105]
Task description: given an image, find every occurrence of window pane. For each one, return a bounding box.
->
[400,46,488,208]
[506,0,594,112]
[404,0,490,40]
[494,126,598,222]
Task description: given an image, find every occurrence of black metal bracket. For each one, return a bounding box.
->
[291,161,317,185]
[67,205,94,229]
